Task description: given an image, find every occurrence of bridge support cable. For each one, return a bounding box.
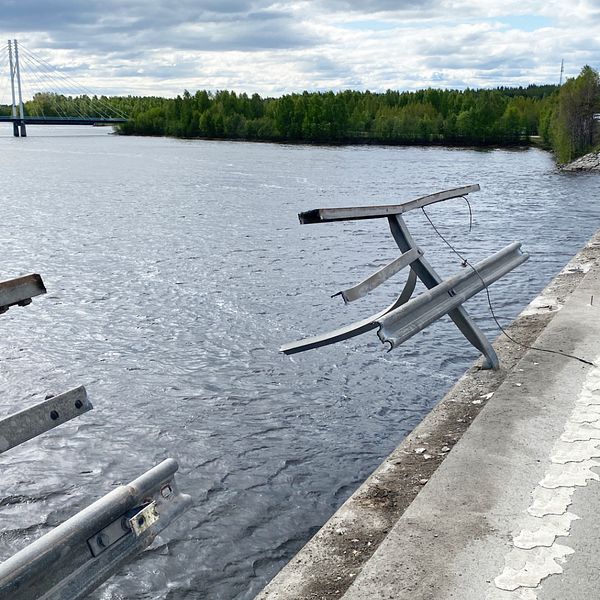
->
[18,48,99,120]
[1,39,128,134]
[0,43,10,104]
[18,43,128,120]
[17,52,89,121]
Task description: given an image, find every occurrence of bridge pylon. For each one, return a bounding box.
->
[8,39,26,137]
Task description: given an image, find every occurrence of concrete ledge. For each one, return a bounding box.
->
[256,230,600,600]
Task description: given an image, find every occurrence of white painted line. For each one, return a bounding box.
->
[492,354,600,598]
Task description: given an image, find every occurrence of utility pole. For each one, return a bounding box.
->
[8,40,19,137]
[13,39,26,137]
[559,59,564,86]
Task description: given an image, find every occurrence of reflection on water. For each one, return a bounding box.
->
[0,127,599,599]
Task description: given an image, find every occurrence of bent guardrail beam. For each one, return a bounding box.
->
[281,185,528,369]
[299,184,480,224]
[377,242,527,349]
[0,274,46,314]
[0,459,192,600]
[333,248,422,304]
[0,386,92,455]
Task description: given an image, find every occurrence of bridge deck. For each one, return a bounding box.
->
[0,116,127,125]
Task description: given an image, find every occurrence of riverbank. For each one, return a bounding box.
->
[561,150,600,172]
[115,128,537,150]
[256,229,600,600]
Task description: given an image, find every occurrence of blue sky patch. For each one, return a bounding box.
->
[338,19,399,31]
[496,15,554,31]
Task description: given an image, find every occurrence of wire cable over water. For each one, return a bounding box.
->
[421,203,597,368]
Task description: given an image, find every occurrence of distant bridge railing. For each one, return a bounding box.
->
[0,116,127,125]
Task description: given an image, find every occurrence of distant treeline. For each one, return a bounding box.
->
[3,66,599,162]
[113,85,557,146]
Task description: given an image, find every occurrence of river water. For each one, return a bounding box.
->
[0,127,599,599]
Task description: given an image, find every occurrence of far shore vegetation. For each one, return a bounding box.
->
[3,66,599,163]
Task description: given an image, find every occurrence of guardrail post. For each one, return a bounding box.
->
[387,213,501,369]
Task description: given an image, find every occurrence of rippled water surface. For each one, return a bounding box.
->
[1,127,599,599]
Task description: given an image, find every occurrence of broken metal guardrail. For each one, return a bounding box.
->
[281,184,529,370]
[0,386,92,455]
[0,274,191,599]
[0,274,46,314]
[0,459,191,600]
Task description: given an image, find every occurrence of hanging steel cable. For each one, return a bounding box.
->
[0,39,128,135]
[19,44,128,119]
[0,42,12,113]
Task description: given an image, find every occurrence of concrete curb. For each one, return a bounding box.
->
[255,230,600,600]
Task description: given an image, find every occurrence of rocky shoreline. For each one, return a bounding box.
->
[561,150,600,172]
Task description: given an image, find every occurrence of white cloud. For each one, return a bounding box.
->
[0,0,597,98]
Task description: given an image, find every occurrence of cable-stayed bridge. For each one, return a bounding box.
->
[0,39,127,136]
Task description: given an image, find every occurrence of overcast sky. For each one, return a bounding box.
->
[0,0,598,99]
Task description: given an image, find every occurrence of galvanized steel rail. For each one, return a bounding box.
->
[0,387,92,454]
[333,248,422,304]
[299,184,480,223]
[1,270,190,598]
[0,273,46,314]
[281,184,529,369]
[377,242,527,349]
[0,459,191,600]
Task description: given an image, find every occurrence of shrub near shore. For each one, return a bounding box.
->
[542,66,600,164]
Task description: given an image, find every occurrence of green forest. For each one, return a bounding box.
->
[111,84,554,145]
[4,65,600,163]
